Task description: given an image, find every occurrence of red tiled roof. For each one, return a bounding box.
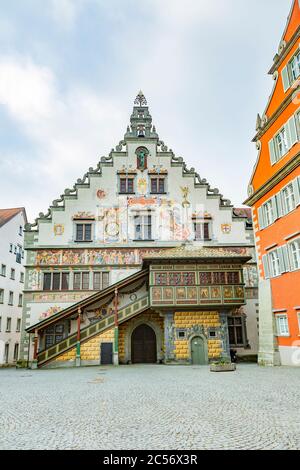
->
[0,208,27,228]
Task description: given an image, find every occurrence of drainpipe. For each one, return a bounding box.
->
[76,308,81,367]
[113,288,119,365]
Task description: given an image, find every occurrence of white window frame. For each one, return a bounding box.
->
[288,238,300,271]
[275,126,289,158]
[281,183,296,214]
[275,314,290,337]
[264,200,274,226]
[289,49,300,83]
[268,250,281,277]
[133,212,153,241]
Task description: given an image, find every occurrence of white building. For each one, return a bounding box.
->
[20,93,258,366]
[0,208,27,365]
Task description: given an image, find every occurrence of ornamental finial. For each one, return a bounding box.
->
[134,90,147,106]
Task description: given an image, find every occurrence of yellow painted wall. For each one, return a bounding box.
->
[53,328,114,363]
[174,311,222,360]
[81,328,114,361]
[119,311,164,363]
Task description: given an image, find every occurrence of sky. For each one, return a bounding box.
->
[0,0,293,222]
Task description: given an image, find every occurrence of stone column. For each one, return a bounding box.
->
[164,312,175,363]
[258,279,280,366]
[219,312,231,361]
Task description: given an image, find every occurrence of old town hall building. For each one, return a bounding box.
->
[19,93,258,368]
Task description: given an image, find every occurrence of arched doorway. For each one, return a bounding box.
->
[191,336,207,365]
[131,324,157,364]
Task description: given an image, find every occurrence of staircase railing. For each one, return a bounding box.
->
[37,294,150,366]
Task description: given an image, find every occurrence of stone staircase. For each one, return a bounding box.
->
[37,294,150,367]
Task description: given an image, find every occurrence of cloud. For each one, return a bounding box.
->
[49,0,84,29]
[0,55,126,220]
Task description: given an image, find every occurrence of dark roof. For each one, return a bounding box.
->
[0,208,27,228]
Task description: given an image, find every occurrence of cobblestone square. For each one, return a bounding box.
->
[1,364,300,450]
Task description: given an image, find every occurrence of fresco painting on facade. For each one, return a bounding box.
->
[39,306,62,321]
[53,224,64,236]
[20,90,259,367]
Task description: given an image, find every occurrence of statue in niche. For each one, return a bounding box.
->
[136,147,148,171]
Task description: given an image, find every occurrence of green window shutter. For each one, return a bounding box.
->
[281,65,290,92]
[280,189,288,215]
[268,138,277,165]
[288,243,295,271]
[278,248,286,274]
[275,192,283,218]
[271,196,278,220]
[292,178,300,206]
[286,116,298,148]
[281,245,290,272]
[258,206,265,230]
[262,254,270,279]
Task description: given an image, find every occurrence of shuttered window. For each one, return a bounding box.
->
[290,50,300,82]
[268,115,298,165]
[289,238,300,271]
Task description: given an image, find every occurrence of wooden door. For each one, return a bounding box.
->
[100,342,113,365]
[131,324,157,364]
[191,336,206,365]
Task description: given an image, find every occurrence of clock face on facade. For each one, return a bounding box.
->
[105,222,119,237]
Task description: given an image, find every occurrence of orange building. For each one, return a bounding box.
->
[245,0,300,366]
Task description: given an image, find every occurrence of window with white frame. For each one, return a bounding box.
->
[282,49,300,91]
[9,244,13,253]
[0,289,3,303]
[275,315,289,336]
[282,183,296,213]
[269,250,281,277]
[264,200,274,226]
[8,291,13,305]
[18,294,23,307]
[134,214,152,240]
[16,318,21,332]
[289,238,300,271]
[275,127,289,158]
[290,50,300,82]
[6,317,11,332]
[1,264,6,276]
[20,272,24,283]
[269,115,298,164]
[10,268,15,280]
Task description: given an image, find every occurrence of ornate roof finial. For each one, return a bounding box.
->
[134,90,147,107]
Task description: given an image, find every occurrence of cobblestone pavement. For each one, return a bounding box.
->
[1,364,300,450]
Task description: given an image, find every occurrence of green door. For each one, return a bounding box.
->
[191,336,206,365]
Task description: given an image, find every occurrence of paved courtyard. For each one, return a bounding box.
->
[0,364,300,450]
